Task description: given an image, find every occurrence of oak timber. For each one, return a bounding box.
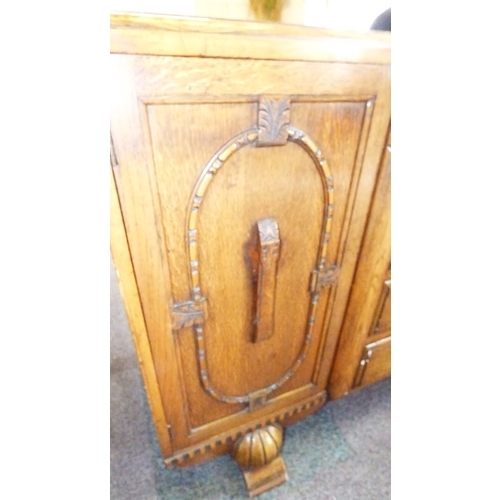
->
[110,13,391,496]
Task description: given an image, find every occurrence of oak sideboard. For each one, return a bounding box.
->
[110,13,391,497]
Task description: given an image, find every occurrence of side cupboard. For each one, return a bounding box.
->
[110,13,391,497]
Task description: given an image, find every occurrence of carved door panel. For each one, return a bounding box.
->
[111,54,390,453]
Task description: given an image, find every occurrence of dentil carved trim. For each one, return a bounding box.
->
[164,392,327,467]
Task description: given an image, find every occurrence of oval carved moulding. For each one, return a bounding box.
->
[185,102,335,406]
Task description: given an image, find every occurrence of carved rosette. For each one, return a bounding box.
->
[184,97,338,406]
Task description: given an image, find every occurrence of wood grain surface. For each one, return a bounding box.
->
[110,14,391,471]
[110,13,391,64]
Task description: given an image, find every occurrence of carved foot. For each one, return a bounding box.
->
[231,424,289,498]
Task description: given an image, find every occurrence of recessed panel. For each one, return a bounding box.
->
[147,99,367,430]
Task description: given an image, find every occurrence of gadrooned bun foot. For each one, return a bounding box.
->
[231,424,289,497]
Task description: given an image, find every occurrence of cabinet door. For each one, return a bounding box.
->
[328,130,391,398]
[111,49,390,456]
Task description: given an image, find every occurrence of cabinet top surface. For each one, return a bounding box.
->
[110,12,391,65]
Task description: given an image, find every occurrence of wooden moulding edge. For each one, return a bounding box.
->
[164,391,327,467]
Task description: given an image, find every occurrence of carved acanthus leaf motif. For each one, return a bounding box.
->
[171,300,206,330]
[257,97,290,146]
[310,265,341,292]
[317,265,340,289]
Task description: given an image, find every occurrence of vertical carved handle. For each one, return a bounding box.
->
[251,218,281,343]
